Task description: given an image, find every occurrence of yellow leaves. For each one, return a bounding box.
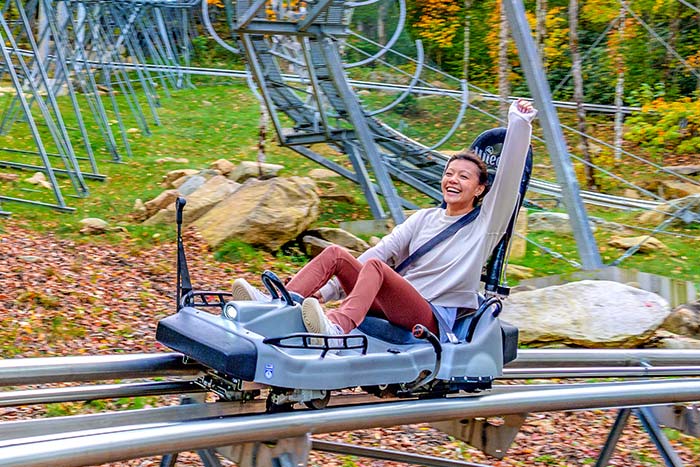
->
[412,0,462,51]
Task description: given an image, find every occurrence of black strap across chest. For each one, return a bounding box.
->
[393,205,482,275]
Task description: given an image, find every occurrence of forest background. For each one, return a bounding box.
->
[1,1,700,465]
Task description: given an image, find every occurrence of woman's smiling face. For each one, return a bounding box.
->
[441,158,486,215]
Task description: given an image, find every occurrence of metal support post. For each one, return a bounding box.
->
[502,0,602,269]
[596,407,685,467]
[595,408,631,467]
[636,407,685,467]
[321,37,405,224]
[343,141,388,219]
[159,395,222,467]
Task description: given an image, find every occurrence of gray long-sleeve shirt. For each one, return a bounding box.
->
[321,101,536,312]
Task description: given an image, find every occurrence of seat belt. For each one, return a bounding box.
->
[393,205,481,275]
[393,206,482,345]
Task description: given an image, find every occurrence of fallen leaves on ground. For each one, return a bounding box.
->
[0,222,697,467]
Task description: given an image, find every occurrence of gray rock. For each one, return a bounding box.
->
[651,330,700,349]
[501,280,671,348]
[162,169,198,188]
[608,235,670,253]
[192,176,319,250]
[144,190,179,218]
[663,165,700,176]
[528,212,595,234]
[662,301,700,339]
[301,235,334,257]
[210,159,236,175]
[228,161,284,183]
[638,194,700,226]
[79,218,109,235]
[145,175,240,226]
[528,212,625,234]
[177,175,207,196]
[307,227,370,253]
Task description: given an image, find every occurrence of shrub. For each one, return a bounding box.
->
[624,97,700,161]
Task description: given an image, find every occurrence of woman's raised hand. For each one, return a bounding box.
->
[515,98,535,115]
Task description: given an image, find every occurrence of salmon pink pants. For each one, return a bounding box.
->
[286,245,438,335]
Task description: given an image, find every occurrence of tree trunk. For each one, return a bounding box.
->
[498,1,510,118]
[536,0,547,70]
[569,0,595,189]
[614,3,627,161]
[377,2,386,44]
[463,0,472,80]
[665,3,680,88]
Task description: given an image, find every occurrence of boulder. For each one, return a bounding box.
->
[501,280,671,348]
[659,180,700,199]
[144,175,240,226]
[529,212,625,234]
[210,159,236,175]
[228,161,284,183]
[637,194,700,226]
[528,212,592,234]
[132,198,147,221]
[26,172,52,189]
[650,330,700,349]
[162,169,198,188]
[608,235,670,254]
[310,228,369,252]
[0,173,19,182]
[155,157,189,164]
[192,176,319,250]
[661,300,700,339]
[177,175,207,196]
[663,165,700,176]
[302,235,334,257]
[79,218,109,235]
[144,189,179,218]
[308,168,341,179]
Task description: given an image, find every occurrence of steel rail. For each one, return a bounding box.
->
[3,350,700,386]
[0,379,698,467]
[1,380,696,444]
[503,366,700,379]
[4,50,640,114]
[0,381,199,408]
[511,348,700,367]
[0,353,201,385]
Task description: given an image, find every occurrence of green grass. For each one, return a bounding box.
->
[1,76,699,286]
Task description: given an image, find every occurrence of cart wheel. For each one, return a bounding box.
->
[304,390,330,410]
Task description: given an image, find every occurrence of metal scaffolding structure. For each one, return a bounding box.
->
[2,0,698,260]
[0,0,198,212]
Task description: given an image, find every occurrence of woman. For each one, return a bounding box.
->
[234,98,536,340]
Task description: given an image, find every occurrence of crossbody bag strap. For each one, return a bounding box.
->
[394,206,481,275]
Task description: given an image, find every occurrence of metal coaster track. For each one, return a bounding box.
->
[0,351,699,466]
[0,352,698,466]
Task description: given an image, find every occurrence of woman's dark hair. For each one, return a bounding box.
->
[445,150,490,205]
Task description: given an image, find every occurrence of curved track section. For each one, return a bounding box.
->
[220,0,668,227]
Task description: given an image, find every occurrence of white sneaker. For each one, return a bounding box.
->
[232,278,270,302]
[301,297,343,346]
